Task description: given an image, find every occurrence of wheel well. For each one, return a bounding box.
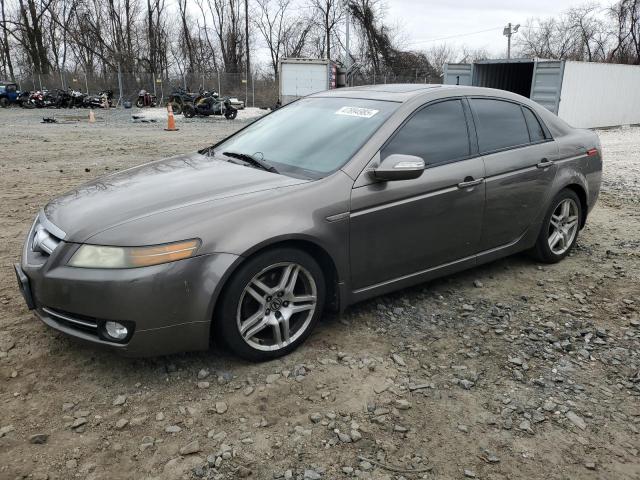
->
[564,184,588,228]
[215,240,341,320]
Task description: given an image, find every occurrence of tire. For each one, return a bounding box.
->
[135,98,144,108]
[0,97,8,108]
[216,248,326,361]
[169,101,182,115]
[182,104,196,118]
[225,107,237,120]
[531,189,582,263]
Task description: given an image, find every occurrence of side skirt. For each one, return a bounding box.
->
[345,232,531,307]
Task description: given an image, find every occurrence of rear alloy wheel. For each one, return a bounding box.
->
[217,248,325,361]
[182,104,196,118]
[532,189,582,263]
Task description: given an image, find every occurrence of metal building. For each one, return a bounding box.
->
[443,59,640,129]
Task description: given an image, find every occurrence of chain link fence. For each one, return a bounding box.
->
[12,68,440,108]
[351,71,442,86]
[13,70,279,109]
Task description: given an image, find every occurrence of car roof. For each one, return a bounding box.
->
[310,84,530,103]
[310,83,574,137]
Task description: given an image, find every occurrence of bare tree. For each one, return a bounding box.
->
[423,43,457,78]
[309,0,342,59]
[16,0,54,74]
[254,0,293,77]
[0,0,15,79]
[209,0,245,73]
[282,16,313,58]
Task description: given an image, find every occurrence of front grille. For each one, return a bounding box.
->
[42,307,99,335]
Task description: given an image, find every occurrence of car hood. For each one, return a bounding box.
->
[45,152,309,243]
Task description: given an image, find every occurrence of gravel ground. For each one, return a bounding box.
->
[0,108,638,480]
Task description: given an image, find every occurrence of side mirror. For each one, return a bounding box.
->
[372,154,425,181]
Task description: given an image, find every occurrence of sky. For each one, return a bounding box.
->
[378,0,609,57]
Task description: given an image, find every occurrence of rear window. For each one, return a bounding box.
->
[522,107,546,142]
[470,99,530,153]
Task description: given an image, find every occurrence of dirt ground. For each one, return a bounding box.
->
[0,108,638,480]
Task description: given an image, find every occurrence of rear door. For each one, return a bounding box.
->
[349,98,485,290]
[468,98,558,250]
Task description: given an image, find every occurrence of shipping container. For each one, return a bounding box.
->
[278,58,339,105]
[443,59,640,129]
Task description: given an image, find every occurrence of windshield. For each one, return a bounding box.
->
[215,97,398,178]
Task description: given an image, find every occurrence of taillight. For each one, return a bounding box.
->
[586,148,599,157]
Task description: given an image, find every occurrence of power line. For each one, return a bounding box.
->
[406,27,504,46]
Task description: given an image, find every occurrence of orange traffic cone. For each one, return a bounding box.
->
[165,104,179,131]
[88,109,95,124]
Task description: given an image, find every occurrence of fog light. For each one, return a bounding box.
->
[105,321,128,340]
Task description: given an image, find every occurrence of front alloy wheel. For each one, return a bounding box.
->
[217,248,325,361]
[237,263,317,351]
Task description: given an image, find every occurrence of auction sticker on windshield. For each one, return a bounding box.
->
[335,106,379,118]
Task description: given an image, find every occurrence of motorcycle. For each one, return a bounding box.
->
[53,89,72,108]
[136,89,157,108]
[22,89,56,108]
[166,87,197,115]
[17,91,32,108]
[182,92,237,119]
[83,90,113,109]
[68,88,87,108]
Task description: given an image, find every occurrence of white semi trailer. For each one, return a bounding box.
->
[278,58,343,105]
[443,59,640,129]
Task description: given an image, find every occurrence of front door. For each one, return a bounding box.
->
[349,99,485,290]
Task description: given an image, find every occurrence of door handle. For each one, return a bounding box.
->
[537,158,554,169]
[457,177,484,189]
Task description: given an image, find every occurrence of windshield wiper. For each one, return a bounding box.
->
[222,151,278,174]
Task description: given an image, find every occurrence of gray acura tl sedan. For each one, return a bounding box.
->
[15,84,602,360]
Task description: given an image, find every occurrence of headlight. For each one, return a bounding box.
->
[67,239,200,269]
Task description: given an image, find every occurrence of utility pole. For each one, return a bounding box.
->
[503,22,520,60]
[344,0,350,69]
[245,0,249,78]
[245,0,250,105]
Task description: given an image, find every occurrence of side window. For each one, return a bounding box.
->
[470,99,530,153]
[382,99,470,166]
[522,107,546,142]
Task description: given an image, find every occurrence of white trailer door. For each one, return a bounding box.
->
[443,64,473,86]
[281,63,328,100]
[530,61,564,114]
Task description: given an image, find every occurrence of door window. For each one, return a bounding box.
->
[470,99,530,153]
[381,99,470,167]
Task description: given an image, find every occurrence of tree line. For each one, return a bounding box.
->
[0,0,639,84]
[516,1,640,64]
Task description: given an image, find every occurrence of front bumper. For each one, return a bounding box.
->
[18,239,239,356]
